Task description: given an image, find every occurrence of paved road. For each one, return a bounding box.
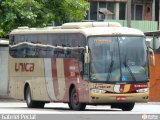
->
[0,101,160,120]
[0,101,159,114]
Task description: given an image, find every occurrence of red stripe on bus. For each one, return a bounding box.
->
[130,83,148,92]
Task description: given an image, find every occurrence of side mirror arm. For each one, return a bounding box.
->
[149,47,155,66]
[84,46,90,64]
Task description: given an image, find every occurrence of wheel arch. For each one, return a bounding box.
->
[69,84,75,99]
[68,83,86,110]
[24,81,31,100]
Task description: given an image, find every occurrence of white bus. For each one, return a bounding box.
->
[9,22,149,111]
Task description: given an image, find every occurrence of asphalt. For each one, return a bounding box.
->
[0,97,22,102]
[0,97,160,105]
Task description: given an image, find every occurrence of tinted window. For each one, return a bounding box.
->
[66,33,86,47]
[9,33,86,58]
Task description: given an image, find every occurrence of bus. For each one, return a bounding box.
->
[9,22,149,111]
[145,31,160,102]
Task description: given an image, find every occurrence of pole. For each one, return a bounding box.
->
[127,0,131,27]
[152,0,155,21]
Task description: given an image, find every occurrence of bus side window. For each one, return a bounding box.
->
[67,34,78,47]
[53,34,58,57]
[35,34,48,58]
[11,35,26,58]
[80,34,86,47]
[52,34,65,58]
[10,35,15,45]
[9,35,15,57]
[21,35,26,58]
[26,35,37,58]
[47,34,58,58]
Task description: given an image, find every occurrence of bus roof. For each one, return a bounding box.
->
[10,22,144,37]
[0,39,9,46]
[145,30,160,36]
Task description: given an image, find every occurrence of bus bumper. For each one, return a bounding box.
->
[89,93,149,103]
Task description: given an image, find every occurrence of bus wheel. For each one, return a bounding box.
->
[121,103,135,111]
[25,86,45,108]
[68,88,86,111]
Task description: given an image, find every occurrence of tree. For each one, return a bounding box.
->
[35,0,89,25]
[0,0,89,37]
[42,0,89,25]
[0,0,53,37]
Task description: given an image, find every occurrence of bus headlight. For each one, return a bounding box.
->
[91,89,106,94]
[136,88,148,93]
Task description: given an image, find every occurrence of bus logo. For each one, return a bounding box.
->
[15,63,34,72]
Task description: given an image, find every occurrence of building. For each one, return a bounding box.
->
[86,0,158,32]
[86,0,155,21]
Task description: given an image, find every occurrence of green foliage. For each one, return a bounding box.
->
[0,0,89,37]
[40,0,89,25]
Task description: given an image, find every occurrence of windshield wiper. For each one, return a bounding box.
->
[123,56,137,81]
[107,53,114,81]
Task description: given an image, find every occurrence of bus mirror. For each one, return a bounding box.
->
[86,46,89,53]
[85,53,90,64]
[85,46,90,64]
[149,48,155,66]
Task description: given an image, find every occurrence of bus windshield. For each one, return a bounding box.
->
[89,36,148,83]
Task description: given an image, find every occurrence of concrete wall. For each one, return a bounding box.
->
[0,46,8,97]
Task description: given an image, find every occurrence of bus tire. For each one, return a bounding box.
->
[68,88,86,111]
[121,103,135,111]
[25,86,45,108]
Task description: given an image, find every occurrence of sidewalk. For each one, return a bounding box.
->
[0,97,22,102]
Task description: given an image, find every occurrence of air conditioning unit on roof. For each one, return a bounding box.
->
[61,22,121,29]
